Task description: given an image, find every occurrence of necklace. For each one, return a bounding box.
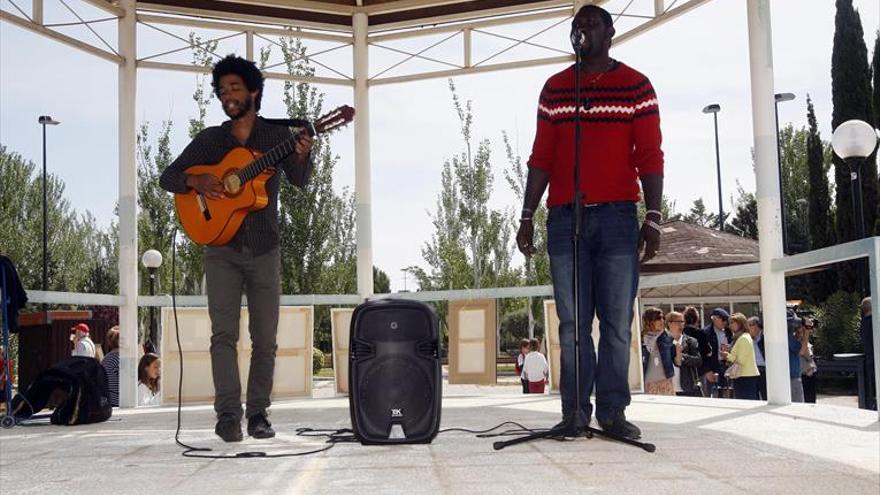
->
[583,58,615,86]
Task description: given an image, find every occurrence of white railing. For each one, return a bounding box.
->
[18,237,880,419]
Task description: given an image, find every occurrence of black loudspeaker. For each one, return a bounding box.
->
[349,298,441,444]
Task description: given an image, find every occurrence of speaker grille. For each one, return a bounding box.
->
[349,299,441,444]
[357,354,433,438]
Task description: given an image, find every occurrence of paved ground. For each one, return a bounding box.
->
[1,383,878,495]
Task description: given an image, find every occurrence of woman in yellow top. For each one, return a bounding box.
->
[721,313,760,400]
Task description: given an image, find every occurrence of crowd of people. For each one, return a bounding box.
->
[68,322,161,407]
[640,305,821,401]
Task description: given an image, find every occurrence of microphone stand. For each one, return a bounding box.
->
[494,44,655,453]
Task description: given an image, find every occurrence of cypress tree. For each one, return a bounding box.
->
[831,0,875,290]
[872,30,880,235]
[806,96,837,302]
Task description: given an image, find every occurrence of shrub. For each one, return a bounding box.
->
[312,347,325,375]
[813,290,862,359]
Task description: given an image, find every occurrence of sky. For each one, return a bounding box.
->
[1,0,879,293]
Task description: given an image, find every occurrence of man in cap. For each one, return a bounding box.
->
[70,323,96,359]
[701,308,732,397]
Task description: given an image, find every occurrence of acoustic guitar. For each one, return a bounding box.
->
[175,105,355,246]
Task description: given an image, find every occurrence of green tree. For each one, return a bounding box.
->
[729,182,758,240]
[873,30,880,235]
[418,80,517,294]
[502,130,548,338]
[684,198,726,228]
[832,0,877,290]
[777,124,812,254]
[450,79,494,290]
[0,146,112,296]
[806,96,838,302]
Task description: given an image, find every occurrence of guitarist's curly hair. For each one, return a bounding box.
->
[212,54,265,111]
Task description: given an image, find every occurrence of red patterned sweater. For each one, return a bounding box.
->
[527,62,664,207]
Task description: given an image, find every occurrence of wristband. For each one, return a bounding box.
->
[644,219,663,233]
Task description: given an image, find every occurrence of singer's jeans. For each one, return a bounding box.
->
[547,202,640,423]
[205,245,281,422]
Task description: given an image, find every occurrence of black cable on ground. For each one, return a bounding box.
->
[169,231,351,459]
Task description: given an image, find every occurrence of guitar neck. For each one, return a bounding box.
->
[237,124,315,184]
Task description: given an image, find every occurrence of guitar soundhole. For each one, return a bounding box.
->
[224,174,242,195]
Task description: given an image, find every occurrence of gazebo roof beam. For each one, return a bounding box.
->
[0,9,123,64]
[81,0,125,17]
[137,59,354,86]
[367,0,574,32]
[614,0,712,46]
[368,8,568,43]
[138,1,353,33]
[137,13,354,43]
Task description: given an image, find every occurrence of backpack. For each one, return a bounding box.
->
[12,356,112,425]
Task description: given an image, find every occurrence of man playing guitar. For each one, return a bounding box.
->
[160,54,313,442]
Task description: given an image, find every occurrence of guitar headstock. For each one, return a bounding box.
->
[314,105,355,135]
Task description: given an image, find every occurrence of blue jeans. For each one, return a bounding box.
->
[547,202,640,422]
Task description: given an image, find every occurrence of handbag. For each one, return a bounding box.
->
[724,362,742,380]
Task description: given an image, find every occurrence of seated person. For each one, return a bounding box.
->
[102,326,120,407]
[138,353,161,407]
[70,323,96,358]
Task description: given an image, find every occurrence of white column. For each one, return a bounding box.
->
[353,12,373,299]
[871,238,880,420]
[747,0,789,405]
[654,0,665,16]
[32,0,43,25]
[117,0,139,408]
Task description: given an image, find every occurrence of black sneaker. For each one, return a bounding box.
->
[597,411,641,440]
[247,414,276,439]
[215,416,243,443]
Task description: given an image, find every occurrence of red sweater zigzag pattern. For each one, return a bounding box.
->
[527,62,664,207]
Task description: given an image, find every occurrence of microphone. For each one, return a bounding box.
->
[570,28,586,50]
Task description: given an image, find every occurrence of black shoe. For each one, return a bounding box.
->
[597,411,641,440]
[215,416,243,443]
[247,414,276,439]
[551,413,589,440]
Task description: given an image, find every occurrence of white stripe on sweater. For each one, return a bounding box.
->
[538,98,658,117]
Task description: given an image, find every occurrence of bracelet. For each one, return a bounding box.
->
[644,219,663,233]
[520,217,533,222]
[646,209,662,219]
[521,208,533,215]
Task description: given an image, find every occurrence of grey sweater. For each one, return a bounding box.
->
[159,117,313,255]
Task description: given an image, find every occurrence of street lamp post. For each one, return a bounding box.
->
[37,116,60,310]
[831,119,879,295]
[141,249,163,354]
[702,104,723,230]
[774,93,796,254]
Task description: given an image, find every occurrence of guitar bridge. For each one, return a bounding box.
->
[197,194,212,221]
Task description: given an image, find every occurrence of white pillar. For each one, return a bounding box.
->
[117,0,139,408]
[353,13,373,299]
[871,238,880,420]
[747,0,790,405]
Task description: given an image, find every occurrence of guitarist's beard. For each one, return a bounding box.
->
[223,95,254,121]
